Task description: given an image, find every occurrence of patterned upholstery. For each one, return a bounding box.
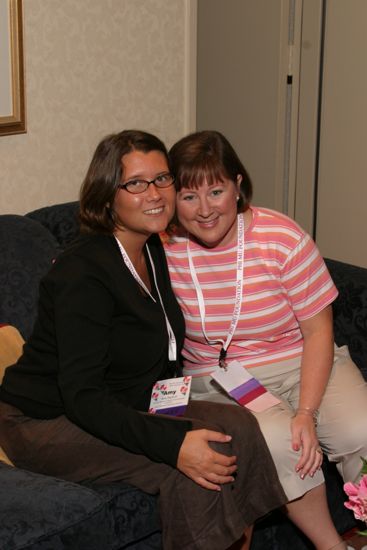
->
[326,258,367,379]
[26,201,80,249]
[0,215,58,340]
[0,463,160,550]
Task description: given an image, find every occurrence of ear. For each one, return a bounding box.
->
[236,175,242,199]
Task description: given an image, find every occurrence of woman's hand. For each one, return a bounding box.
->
[291,413,323,479]
[177,429,237,491]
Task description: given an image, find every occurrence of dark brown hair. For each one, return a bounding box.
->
[169,130,252,212]
[79,129,169,234]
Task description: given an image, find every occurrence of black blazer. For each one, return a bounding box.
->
[0,233,190,466]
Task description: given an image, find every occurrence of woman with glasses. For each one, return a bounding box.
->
[0,130,286,550]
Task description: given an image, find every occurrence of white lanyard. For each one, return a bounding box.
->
[186,214,245,369]
[114,237,177,361]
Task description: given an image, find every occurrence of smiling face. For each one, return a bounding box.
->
[176,176,241,248]
[113,149,175,249]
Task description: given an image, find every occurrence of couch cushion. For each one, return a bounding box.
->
[0,463,160,550]
[26,202,80,249]
[0,215,58,340]
[325,258,367,379]
[82,481,161,549]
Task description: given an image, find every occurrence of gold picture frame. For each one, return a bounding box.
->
[0,0,25,136]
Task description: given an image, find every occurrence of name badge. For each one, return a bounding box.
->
[149,376,192,416]
[211,360,280,412]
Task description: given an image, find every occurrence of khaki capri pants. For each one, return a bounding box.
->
[191,345,367,501]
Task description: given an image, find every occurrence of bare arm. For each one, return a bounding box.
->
[291,305,334,477]
[298,305,334,411]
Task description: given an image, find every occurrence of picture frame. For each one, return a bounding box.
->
[0,0,25,136]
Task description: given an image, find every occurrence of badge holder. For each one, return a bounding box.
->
[149,376,192,416]
[211,360,280,412]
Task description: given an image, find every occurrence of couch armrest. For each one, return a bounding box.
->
[0,215,58,339]
[325,258,367,379]
[26,202,80,249]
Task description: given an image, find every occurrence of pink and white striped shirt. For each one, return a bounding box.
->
[164,206,338,377]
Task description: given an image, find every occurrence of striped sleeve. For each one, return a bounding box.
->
[280,232,338,321]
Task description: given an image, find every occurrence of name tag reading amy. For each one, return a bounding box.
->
[211,360,280,412]
[149,376,192,416]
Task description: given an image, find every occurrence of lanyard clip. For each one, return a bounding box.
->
[219,347,228,371]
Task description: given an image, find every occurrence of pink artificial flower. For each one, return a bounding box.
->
[344,474,367,522]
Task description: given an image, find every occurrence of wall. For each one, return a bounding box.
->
[196,0,290,212]
[314,0,367,268]
[196,0,367,268]
[0,0,191,214]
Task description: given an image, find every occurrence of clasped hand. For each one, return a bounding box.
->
[177,429,237,491]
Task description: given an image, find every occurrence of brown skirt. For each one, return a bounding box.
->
[0,399,286,549]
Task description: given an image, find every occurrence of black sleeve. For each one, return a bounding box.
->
[53,250,191,467]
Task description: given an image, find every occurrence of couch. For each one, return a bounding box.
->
[0,203,161,550]
[0,202,366,549]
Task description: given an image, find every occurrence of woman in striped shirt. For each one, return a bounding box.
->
[164,130,367,550]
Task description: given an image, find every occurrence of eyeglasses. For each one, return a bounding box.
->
[118,173,175,194]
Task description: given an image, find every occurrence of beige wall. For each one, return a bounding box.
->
[0,0,191,214]
[315,0,367,268]
[196,0,289,212]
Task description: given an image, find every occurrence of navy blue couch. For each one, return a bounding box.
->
[0,204,161,550]
[0,202,366,549]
